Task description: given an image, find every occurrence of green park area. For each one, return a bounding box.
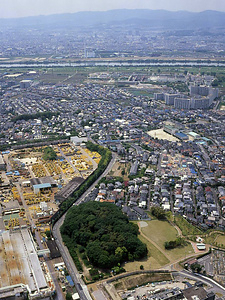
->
[125,219,194,272]
[174,214,202,236]
[140,220,194,261]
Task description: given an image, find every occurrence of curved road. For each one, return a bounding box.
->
[52,152,117,300]
[177,270,225,295]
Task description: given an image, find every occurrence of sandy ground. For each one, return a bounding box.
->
[139,221,148,228]
[20,157,37,165]
[92,289,108,300]
[147,128,179,142]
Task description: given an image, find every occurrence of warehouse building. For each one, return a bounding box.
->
[30,176,57,194]
[54,177,84,203]
[0,228,53,299]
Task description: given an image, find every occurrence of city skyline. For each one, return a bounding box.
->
[1,0,225,19]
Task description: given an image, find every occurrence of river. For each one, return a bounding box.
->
[1,61,225,68]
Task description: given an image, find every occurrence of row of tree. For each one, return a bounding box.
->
[12,111,59,122]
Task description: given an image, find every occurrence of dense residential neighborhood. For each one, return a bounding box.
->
[0,7,225,300]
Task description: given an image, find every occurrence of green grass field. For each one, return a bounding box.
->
[124,234,169,272]
[205,233,225,249]
[140,220,194,261]
[215,235,225,247]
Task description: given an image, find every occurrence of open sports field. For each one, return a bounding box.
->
[140,220,194,262]
[147,129,179,142]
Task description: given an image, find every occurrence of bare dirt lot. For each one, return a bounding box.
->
[147,128,179,142]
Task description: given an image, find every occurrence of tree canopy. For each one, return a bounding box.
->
[42,146,57,161]
[61,201,147,269]
[151,206,166,220]
[13,111,59,122]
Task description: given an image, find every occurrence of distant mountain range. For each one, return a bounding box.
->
[1,9,225,30]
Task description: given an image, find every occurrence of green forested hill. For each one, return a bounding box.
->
[61,201,147,269]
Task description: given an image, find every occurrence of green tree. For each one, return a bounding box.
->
[66,292,73,300]
[42,146,57,160]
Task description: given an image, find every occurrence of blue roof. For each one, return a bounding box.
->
[66,275,74,287]
[33,183,51,189]
[175,132,188,138]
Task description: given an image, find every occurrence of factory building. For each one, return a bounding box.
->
[30,176,57,194]
[0,228,53,299]
[54,177,84,203]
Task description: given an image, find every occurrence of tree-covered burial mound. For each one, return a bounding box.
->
[60,201,148,269]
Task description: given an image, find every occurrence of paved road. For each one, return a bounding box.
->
[52,152,117,300]
[177,270,225,295]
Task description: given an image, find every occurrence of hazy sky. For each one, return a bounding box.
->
[1,0,225,18]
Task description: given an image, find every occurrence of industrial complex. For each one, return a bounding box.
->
[0,142,100,299]
[0,228,53,299]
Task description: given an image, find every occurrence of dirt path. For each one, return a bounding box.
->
[168,220,183,237]
[138,222,172,262]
